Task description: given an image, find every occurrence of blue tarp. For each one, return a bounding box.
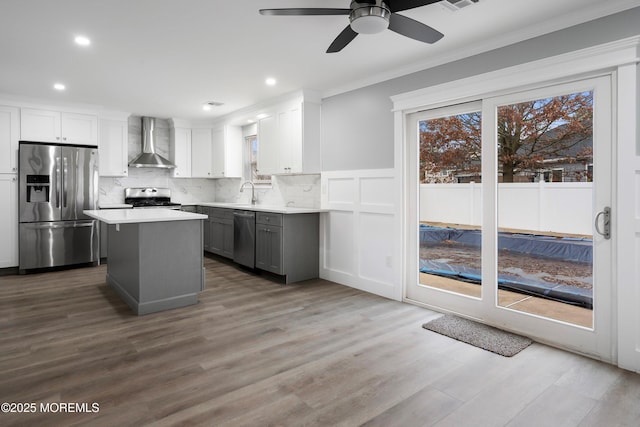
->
[419,259,592,308]
[419,225,593,308]
[420,224,592,263]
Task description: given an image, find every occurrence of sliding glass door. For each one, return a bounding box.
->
[406,76,613,360]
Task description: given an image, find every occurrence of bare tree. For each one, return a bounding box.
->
[420,91,593,183]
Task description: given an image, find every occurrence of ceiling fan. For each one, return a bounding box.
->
[259,0,444,53]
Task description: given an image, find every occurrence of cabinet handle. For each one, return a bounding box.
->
[12,167,16,171]
[56,136,60,140]
[63,137,67,141]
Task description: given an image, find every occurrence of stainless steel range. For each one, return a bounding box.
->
[124,188,181,209]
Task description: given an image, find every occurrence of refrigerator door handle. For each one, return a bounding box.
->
[62,156,69,208]
[55,156,61,208]
[26,222,95,230]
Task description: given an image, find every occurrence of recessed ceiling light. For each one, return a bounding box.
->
[256,113,269,119]
[74,35,91,46]
[265,77,277,86]
[53,83,66,91]
[203,101,224,111]
[247,119,255,124]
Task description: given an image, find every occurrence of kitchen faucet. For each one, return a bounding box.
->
[239,181,256,205]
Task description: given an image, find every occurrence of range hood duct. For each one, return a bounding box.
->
[128,116,176,169]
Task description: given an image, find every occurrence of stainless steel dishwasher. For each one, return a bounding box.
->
[233,210,255,268]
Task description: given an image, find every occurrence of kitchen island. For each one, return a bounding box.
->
[84,209,208,315]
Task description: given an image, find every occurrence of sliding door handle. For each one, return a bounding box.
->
[594,207,611,239]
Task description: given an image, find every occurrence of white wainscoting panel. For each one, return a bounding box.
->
[327,177,355,210]
[358,212,396,286]
[360,176,395,212]
[324,210,355,276]
[321,169,401,300]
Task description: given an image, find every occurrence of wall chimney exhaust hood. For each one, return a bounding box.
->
[128,116,176,169]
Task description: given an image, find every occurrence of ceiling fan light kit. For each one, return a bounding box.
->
[259,0,445,53]
[349,1,391,34]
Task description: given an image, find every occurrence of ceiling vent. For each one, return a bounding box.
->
[443,0,479,11]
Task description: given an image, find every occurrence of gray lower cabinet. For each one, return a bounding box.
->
[256,222,283,274]
[209,208,234,259]
[255,212,319,284]
[180,205,197,213]
[198,206,211,251]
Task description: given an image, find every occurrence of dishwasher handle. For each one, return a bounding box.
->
[233,211,255,218]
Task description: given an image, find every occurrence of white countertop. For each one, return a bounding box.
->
[191,202,327,214]
[84,209,208,224]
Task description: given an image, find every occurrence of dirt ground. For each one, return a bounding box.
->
[420,240,593,290]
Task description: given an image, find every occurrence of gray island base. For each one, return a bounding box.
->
[107,221,204,315]
[84,209,207,315]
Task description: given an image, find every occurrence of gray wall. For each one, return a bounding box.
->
[321,7,640,171]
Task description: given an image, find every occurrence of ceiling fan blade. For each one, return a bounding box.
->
[259,8,350,16]
[327,25,358,53]
[386,0,441,13]
[388,13,444,44]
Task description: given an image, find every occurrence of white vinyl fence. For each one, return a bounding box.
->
[420,182,593,235]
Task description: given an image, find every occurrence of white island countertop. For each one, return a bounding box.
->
[84,209,208,224]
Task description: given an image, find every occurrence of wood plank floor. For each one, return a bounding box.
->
[1,256,639,426]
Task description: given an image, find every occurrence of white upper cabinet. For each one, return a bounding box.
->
[170,126,192,178]
[211,125,242,178]
[257,113,279,175]
[257,98,320,175]
[169,120,242,179]
[21,108,98,146]
[279,105,303,173]
[0,105,19,174]
[211,128,225,177]
[191,128,213,177]
[99,117,129,177]
[0,173,18,268]
[20,108,60,142]
[62,112,98,145]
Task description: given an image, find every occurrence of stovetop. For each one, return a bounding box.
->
[124,187,181,209]
[126,199,181,208]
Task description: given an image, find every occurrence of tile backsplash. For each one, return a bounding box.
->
[215,174,321,208]
[99,116,320,207]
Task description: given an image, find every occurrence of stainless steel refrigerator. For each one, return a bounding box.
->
[19,142,99,272]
